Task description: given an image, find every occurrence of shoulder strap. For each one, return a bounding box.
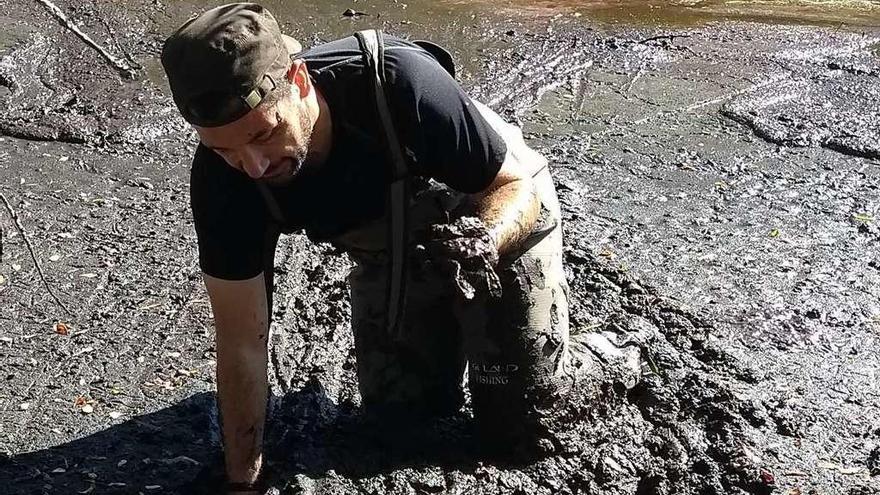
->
[354,29,409,340]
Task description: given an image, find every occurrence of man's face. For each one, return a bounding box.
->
[195,82,313,186]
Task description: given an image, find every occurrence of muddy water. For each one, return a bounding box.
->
[142,0,880,91]
[469,0,880,26]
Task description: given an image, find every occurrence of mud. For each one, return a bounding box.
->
[1,1,879,494]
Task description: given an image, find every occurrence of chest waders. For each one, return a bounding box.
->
[353,29,410,342]
[259,32,586,455]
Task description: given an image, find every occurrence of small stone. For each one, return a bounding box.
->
[19,402,30,410]
[81,404,94,414]
[109,411,123,420]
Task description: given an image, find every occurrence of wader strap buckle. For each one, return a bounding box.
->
[355,29,410,340]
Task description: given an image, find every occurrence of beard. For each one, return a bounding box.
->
[259,110,313,186]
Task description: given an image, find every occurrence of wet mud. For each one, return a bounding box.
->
[1,1,879,494]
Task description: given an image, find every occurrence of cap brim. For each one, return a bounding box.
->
[282,34,302,56]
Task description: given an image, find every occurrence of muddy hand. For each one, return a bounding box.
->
[424,217,502,300]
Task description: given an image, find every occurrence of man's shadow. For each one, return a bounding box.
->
[0,379,483,494]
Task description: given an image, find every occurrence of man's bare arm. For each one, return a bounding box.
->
[203,273,270,491]
[474,151,541,256]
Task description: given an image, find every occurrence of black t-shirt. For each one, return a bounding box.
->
[190,35,507,280]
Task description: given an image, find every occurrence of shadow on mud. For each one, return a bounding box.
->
[0,393,215,494]
[263,378,483,479]
[0,382,495,494]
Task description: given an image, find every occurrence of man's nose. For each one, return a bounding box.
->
[239,146,270,179]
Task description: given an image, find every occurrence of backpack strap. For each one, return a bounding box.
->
[354,29,410,340]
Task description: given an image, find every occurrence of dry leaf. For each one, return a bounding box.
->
[11,263,21,271]
[0,275,5,285]
[74,396,87,407]
[55,322,70,336]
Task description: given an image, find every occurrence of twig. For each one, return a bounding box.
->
[96,8,141,70]
[33,0,137,79]
[639,34,692,45]
[0,192,75,317]
[622,59,647,94]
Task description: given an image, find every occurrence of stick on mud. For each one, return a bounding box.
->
[34,0,138,80]
[0,192,75,317]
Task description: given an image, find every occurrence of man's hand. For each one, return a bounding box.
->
[422,216,502,300]
[427,216,499,267]
[226,482,262,495]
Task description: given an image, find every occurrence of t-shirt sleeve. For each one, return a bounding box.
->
[384,47,507,193]
[190,144,272,280]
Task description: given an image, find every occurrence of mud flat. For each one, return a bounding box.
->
[0,1,878,494]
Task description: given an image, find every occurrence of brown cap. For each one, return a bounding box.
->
[161,3,298,127]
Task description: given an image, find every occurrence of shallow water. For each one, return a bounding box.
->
[481,0,880,26]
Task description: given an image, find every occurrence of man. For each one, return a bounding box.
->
[162,3,580,493]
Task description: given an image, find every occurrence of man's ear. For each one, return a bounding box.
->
[287,59,311,99]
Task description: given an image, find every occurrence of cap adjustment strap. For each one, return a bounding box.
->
[243,73,278,109]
